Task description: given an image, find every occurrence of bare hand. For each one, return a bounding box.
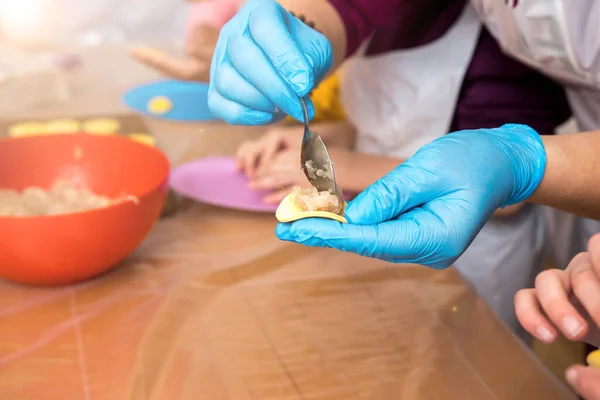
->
[515,234,600,346]
[130,24,219,82]
[235,124,302,179]
[567,365,600,399]
[248,149,310,204]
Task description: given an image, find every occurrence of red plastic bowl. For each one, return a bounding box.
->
[0,134,170,285]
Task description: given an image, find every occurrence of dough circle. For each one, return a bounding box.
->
[82,118,120,135]
[8,122,47,138]
[44,119,81,134]
[128,133,156,147]
[147,96,173,115]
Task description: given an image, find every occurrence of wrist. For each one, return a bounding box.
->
[493,124,547,207]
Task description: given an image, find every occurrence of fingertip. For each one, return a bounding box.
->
[344,193,378,224]
[343,177,404,225]
[289,218,351,246]
[210,97,274,125]
[566,366,581,387]
[566,364,600,397]
[513,289,555,342]
[562,316,588,340]
[279,219,319,244]
[343,199,361,224]
[279,220,337,244]
[288,71,312,97]
[289,97,314,122]
[293,54,315,97]
[535,326,557,344]
[275,223,293,240]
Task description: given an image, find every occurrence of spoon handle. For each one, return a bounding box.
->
[299,97,310,131]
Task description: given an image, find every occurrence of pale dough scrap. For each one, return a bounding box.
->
[147,96,173,115]
[82,118,120,135]
[128,133,156,147]
[44,119,81,134]
[8,122,47,138]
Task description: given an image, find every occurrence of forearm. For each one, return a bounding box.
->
[278,0,346,71]
[317,120,356,150]
[334,151,401,194]
[530,132,600,219]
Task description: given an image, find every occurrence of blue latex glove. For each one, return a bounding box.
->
[208,0,333,125]
[276,124,547,269]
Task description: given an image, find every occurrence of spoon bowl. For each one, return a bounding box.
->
[298,97,344,205]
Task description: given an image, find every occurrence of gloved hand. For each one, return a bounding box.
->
[208,0,333,125]
[276,124,547,269]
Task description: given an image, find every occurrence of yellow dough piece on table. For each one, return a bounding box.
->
[44,119,81,134]
[8,122,47,138]
[587,350,600,369]
[128,133,156,147]
[82,118,120,135]
[147,96,173,115]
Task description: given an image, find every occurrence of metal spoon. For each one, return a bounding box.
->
[298,97,344,204]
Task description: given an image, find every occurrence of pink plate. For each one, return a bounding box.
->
[169,157,278,212]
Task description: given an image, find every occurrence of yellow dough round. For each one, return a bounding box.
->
[44,119,81,134]
[128,133,156,147]
[8,122,47,138]
[147,96,173,115]
[588,350,600,369]
[82,118,120,135]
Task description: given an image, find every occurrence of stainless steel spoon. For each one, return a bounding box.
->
[298,97,344,204]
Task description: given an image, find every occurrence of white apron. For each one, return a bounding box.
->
[472,0,600,131]
[473,0,600,268]
[340,3,481,159]
[340,2,544,342]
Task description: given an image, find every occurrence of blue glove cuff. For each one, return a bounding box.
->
[497,124,547,207]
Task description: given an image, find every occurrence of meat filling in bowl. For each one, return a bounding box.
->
[292,187,343,216]
[0,180,134,217]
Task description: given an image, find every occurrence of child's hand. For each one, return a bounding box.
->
[249,147,353,204]
[131,24,219,82]
[248,149,311,204]
[566,364,600,400]
[514,234,600,346]
[236,125,302,179]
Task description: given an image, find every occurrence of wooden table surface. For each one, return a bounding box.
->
[0,43,576,400]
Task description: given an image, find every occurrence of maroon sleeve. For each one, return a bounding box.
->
[328,0,405,56]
